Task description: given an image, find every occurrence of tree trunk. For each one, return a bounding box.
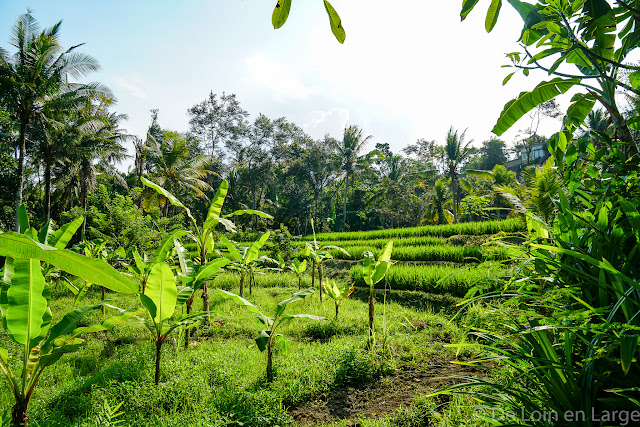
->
[368,289,375,350]
[44,157,51,222]
[342,176,348,231]
[81,164,89,237]
[318,262,323,302]
[154,340,163,385]
[298,276,302,290]
[249,273,253,296]
[450,177,458,224]
[11,398,29,427]
[184,297,193,348]
[14,120,28,232]
[266,337,274,383]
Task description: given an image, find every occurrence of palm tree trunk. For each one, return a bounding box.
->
[450,178,458,223]
[14,120,28,232]
[44,158,52,222]
[342,176,348,231]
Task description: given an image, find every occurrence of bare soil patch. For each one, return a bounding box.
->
[289,354,485,425]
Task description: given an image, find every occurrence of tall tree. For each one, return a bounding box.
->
[444,127,474,223]
[187,92,248,159]
[331,125,372,230]
[0,11,101,230]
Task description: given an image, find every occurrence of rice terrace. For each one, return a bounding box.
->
[0,0,639,426]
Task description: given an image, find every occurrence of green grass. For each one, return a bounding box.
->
[0,282,476,427]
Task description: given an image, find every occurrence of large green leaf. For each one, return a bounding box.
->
[17,205,29,234]
[141,177,194,222]
[144,263,177,323]
[194,258,230,288]
[371,241,393,285]
[492,78,580,135]
[0,233,137,294]
[363,251,375,288]
[246,231,271,264]
[224,209,273,219]
[461,0,481,21]
[485,0,502,32]
[272,0,292,29]
[40,302,103,354]
[49,216,84,249]
[152,229,187,264]
[216,289,264,318]
[2,259,49,348]
[219,236,241,262]
[323,0,345,44]
[203,180,229,233]
[37,220,54,245]
[275,287,314,319]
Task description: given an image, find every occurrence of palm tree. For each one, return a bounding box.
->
[331,125,372,230]
[423,178,451,225]
[57,100,129,234]
[142,131,212,215]
[444,127,474,223]
[0,11,101,230]
[468,164,517,219]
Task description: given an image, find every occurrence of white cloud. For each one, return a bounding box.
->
[302,107,350,137]
[245,55,312,100]
[113,75,147,100]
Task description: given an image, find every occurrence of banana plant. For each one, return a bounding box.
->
[306,219,349,302]
[219,231,271,297]
[0,227,138,427]
[141,177,272,313]
[135,263,210,385]
[216,288,327,383]
[125,229,187,293]
[173,238,229,347]
[323,279,355,319]
[15,205,84,281]
[362,241,393,349]
[291,258,308,289]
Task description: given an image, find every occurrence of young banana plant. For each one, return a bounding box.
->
[136,262,212,384]
[216,288,328,383]
[0,221,138,427]
[173,238,229,347]
[362,241,393,350]
[219,231,271,297]
[306,219,349,302]
[141,177,271,313]
[292,258,308,289]
[125,229,187,294]
[323,279,355,319]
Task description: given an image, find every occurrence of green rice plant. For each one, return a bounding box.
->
[216,288,328,383]
[350,263,502,297]
[303,218,525,242]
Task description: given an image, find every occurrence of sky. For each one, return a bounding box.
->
[0,0,568,172]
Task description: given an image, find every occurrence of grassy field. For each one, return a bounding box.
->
[0,219,522,426]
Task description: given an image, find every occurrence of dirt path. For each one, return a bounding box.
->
[289,355,485,425]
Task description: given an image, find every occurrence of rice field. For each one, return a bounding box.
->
[302,218,525,242]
